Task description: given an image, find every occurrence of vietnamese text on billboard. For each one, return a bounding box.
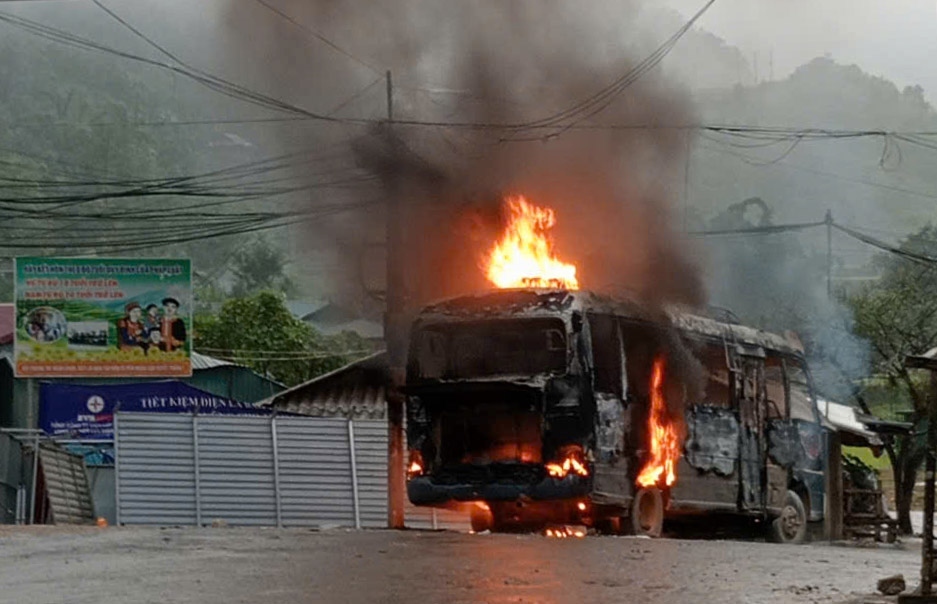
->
[14,258,192,377]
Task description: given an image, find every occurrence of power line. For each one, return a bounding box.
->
[688,221,825,237]
[3,10,937,145]
[197,347,373,357]
[250,0,382,76]
[691,216,937,266]
[833,223,937,265]
[0,10,349,122]
[499,0,718,139]
[91,0,188,66]
[698,141,937,204]
[19,4,937,146]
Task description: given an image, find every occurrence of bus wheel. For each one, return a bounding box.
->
[630,487,664,537]
[470,505,494,533]
[769,490,807,544]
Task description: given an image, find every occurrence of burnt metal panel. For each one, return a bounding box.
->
[767,420,824,471]
[766,464,787,511]
[735,357,766,511]
[738,428,762,509]
[595,393,625,463]
[767,421,802,468]
[592,393,630,502]
[669,457,738,509]
[684,406,738,476]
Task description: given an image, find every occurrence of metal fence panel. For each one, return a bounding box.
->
[116,413,196,526]
[276,417,354,527]
[115,412,470,531]
[197,416,276,526]
[350,420,388,528]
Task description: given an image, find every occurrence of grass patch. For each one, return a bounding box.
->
[843,446,891,471]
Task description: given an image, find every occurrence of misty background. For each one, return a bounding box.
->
[3,0,937,400]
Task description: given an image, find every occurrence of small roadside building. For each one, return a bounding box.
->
[287,300,384,345]
[817,397,910,542]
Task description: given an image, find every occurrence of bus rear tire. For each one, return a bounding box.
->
[630,487,664,537]
[768,490,807,544]
[470,505,494,533]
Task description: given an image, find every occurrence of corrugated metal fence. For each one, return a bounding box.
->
[114,412,468,530]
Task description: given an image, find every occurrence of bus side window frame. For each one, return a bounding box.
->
[764,353,787,421]
[587,312,624,399]
[783,356,820,424]
[690,337,733,409]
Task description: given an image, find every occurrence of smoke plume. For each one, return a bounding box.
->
[220,0,705,313]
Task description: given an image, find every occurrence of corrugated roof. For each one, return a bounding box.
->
[817,398,882,446]
[0,304,13,346]
[190,351,236,370]
[285,300,328,321]
[262,351,387,420]
[907,347,937,369]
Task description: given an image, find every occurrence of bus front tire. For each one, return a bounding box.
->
[769,490,807,544]
[630,487,664,537]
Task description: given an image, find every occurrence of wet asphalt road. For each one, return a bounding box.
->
[0,526,921,604]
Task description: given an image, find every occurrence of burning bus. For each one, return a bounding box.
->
[403,197,826,542]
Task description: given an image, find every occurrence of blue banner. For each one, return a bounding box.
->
[40,381,270,439]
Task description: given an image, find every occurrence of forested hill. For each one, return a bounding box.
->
[688,56,937,239]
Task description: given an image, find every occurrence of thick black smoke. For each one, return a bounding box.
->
[221,0,705,312]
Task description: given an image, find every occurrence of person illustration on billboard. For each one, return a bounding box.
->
[141,303,162,355]
[159,297,187,352]
[116,302,144,351]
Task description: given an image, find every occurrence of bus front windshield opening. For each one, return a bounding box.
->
[413,318,567,380]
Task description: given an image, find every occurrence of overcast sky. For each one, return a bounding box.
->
[663,0,937,102]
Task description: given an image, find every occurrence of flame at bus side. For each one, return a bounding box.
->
[636,356,680,489]
[484,195,579,290]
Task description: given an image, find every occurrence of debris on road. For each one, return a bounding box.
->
[877,574,906,595]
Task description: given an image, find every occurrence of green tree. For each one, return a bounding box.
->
[849,225,937,534]
[194,291,368,386]
[229,236,297,298]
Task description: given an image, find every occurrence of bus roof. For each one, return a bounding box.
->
[417,289,804,357]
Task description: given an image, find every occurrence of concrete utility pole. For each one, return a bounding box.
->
[682,131,691,233]
[384,69,406,529]
[826,209,833,299]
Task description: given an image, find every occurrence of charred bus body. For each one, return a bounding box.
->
[405,289,826,542]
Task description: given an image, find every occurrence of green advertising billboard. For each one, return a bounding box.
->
[14,258,192,377]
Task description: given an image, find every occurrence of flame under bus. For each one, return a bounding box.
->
[405,289,826,540]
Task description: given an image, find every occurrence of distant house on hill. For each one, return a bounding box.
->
[286,300,384,344]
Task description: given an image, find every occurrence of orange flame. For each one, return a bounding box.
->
[636,356,681,489]
[484,195,579,290]
[545,526,586,538]
[545,454,589,479]
[407,450,424,479]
